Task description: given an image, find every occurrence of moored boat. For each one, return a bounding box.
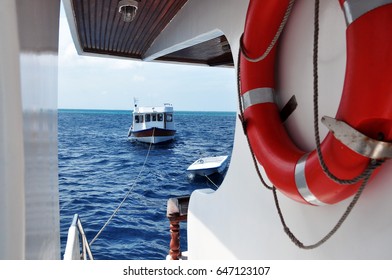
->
[187,155,229,176]
[128,103,176,144]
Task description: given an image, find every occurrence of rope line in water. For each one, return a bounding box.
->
[204,174,220,189]
[89,129,155,246]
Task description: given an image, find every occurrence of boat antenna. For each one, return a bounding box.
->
[133,97,138,107]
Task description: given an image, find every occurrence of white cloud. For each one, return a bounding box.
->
[110,59,143,70]
[132,75,146,82]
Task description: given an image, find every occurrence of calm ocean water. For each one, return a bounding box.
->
[58,109,235,260]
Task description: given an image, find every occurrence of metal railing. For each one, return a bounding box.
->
[63,214,94,260]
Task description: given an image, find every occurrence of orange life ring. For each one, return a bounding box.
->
[240,0,392,205]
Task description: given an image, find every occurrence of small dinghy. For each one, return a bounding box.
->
[186,155,229,176]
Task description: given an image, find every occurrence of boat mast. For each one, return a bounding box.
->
[133,97,138,108]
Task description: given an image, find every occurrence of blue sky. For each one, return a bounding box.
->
[58,3,237,112]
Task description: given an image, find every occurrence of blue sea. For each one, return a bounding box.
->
[58,109,235,260]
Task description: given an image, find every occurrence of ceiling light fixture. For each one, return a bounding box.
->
[118,0,138,23]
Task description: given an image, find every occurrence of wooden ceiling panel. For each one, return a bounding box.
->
[70,0,233,67]
[160,35,233,66]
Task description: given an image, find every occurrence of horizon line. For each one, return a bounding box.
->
[58,108,237,113]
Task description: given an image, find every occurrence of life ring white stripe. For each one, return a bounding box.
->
[295,154,328,206]
[343,0,392,25]
[242,88,276,111]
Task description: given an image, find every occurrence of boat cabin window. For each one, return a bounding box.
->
[151,114,157,121]
[134,114,144,123]
[166,113,173,122]
[158,113,163,122]
[145,114,151,122]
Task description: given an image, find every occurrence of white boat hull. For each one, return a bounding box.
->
[134,135,175,144]
[128,127,176,144]
[187,156,228,176]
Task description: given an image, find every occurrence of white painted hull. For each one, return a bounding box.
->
[0,0,60,259]
[128,127,176,144]
[133,135,175,144]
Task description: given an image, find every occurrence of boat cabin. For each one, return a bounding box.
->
[132,104,174,131]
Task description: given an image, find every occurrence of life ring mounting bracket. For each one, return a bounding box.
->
[322,116,392,159]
